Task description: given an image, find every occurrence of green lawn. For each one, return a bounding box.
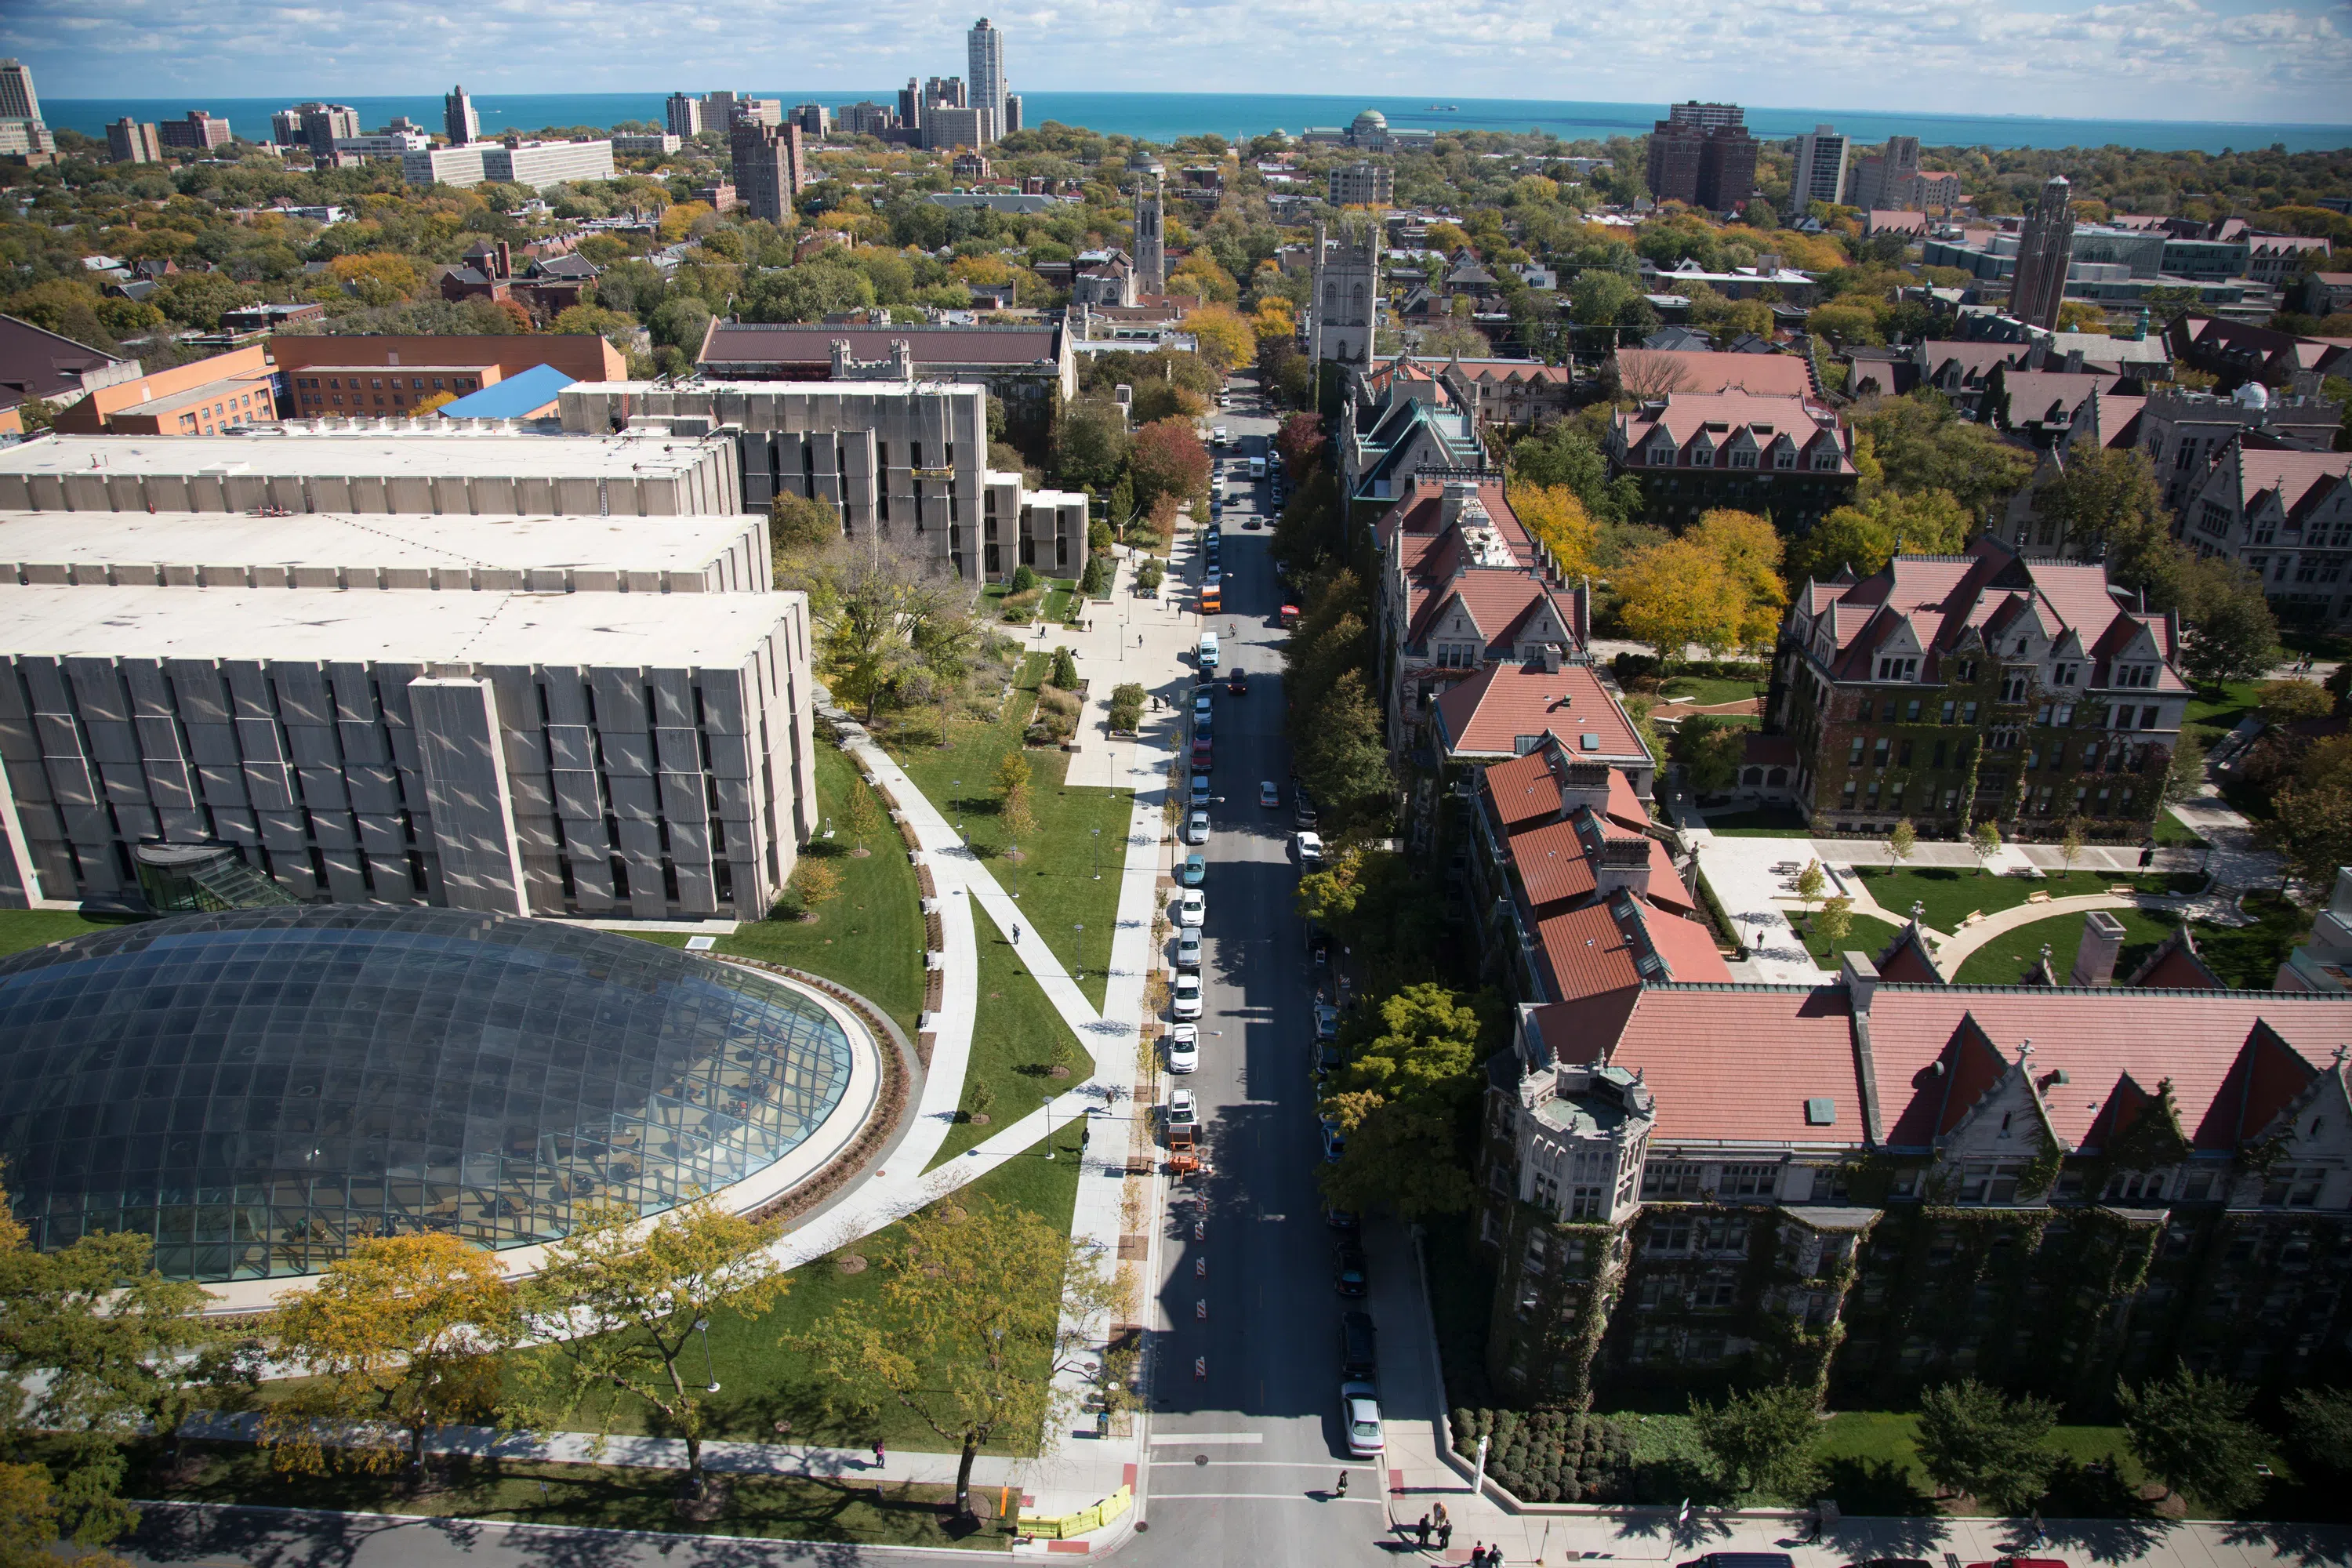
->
[1855,866,2179,933]
[1658,674,1763,707]
[930,938,1091,1167]
[884,654,1133,1011]
[0,909,134,958]
[2185,679,2263,749]
[1953,904,2183,985]
[1614,1407,2148,1515]
[1797,912,1904,968]
[136,1447,1008,1548]
[497,1127,1083,1455]
[633,746,926,1039]
[2165,890,2310,989]
[2154,807,2212,848]
[1697,804,1813,836]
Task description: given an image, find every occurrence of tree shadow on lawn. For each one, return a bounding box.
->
[1820,1454,1940,1519]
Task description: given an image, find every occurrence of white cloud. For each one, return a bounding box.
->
[7,0,2349,125]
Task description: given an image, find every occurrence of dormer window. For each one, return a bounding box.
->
[1810,443,1839,470]
[1729,447,1757,469]
[1773,442,1795,470]
[1690,443,1715,468]
[1875,656,1918,681]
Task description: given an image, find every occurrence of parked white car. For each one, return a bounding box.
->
[1295,831,1324,864]
[1185,809,1210,844]
[1171,888,1206,928]
[1171,971,1203,1019]
[1175,928,1203,970]
[1165,1022,1200,1073]
[1341,1379,1385,1457]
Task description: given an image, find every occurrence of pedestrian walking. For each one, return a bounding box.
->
[1415,1513,1431,1547]
[1335,1469,1348,1497]
[2029,1508,2045,1546]
[1012,924,1022,945]
[872,1438,886,1469]
[1437,1521,1453,1550]
[1432,1501,1448,1528]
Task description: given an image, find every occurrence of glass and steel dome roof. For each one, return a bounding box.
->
[0,906,859,1283]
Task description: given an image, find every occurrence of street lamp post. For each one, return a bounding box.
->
[695,1317,720,1393]
[1092,826,1102,880]
[1072,923,1083,985]
[1043,1091,1055,1159]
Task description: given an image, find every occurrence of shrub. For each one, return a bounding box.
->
[791,858,843,907]
[1051,646,1080,688]
[1007,564,1041,593]
[1447,1406,1632,1501]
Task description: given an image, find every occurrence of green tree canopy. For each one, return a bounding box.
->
[2115,1367,2269,1512]
[1690,1383,1820,1498]
[1914,1377,2060,1512]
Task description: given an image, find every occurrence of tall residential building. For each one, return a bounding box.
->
[0,59,38,122]
[921,106,993,151]
[1788,125,1848,216]
[731,118,807,223]
[157,111,232,151]
[1004,95,1022,135]
[926,75,967,109]
[666,93,706,138]
[106,118,162,165]
[898,79,924,133]
[1133,172,1166,295]
[1328,161,1393,208]
[272,103,359,157]
[967,18,1008,123]
[1645,102,1756,212]
[838,101,895,137]
[2011,175,2075,332]
[731,98,782,128]
[444,84,478,146]
[791,103,829,138]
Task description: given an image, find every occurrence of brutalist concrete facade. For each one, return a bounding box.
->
[561,380,989,575]
[0,431,742,517]
[0,587,815,920]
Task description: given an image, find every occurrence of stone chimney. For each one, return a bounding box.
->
[1439,477,1479,528]
[1594,837,1653,898]
[1538,644,1563,673]
[2071,909,2127,986]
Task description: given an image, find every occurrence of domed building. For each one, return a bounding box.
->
[0,907,885,1305]
[1349,109,1388,138]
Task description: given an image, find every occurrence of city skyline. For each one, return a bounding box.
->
[8,0,2351,125]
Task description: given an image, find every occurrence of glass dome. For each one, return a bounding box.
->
[0,906,859,1283]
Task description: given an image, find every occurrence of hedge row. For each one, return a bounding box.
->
[1449,1407,1632,1504]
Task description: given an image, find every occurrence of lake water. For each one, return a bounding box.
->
[41,90,2352,155]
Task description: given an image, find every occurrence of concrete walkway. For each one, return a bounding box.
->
[1926,891,2135,971]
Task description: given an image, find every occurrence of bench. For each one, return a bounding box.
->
[2108,884,2135,897]
[2025,891,2051,905]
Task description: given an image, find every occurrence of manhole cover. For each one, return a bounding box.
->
[1195,1454,1208,1466]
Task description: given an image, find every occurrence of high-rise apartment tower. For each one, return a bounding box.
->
[730,118,807,223]
[1788,125,1848,216]
[0,59,38,123]
[444,85,478,146]
[967,18,1007,125]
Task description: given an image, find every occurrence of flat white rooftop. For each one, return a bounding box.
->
[573,379,982,399]
[0,510,757,575]
[0,430,730,481]
[0,583,801,667]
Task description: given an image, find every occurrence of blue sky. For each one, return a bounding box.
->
[11,0,2351,123]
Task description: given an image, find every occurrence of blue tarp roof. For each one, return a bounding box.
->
[437,363,575,421]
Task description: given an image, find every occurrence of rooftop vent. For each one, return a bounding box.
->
[1580,733,1600,751]
[1805,1098,1837,1126]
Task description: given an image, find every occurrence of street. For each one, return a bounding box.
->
[1123,389,1450,1566]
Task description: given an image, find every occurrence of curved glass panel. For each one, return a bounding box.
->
[0,906,857,1283]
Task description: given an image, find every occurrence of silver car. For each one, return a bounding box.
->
[1186,809,1210,844]
[1175,928,1203,970]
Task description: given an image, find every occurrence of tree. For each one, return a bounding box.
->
[1276,412,1327,476]
[1888,818,1918,866]
[1051,397,1130,493]
[1852,394,2035,519]
[2163,728,2207,807]
[787,535,976,724]
[846,772,884,850]
[325,253,423,309]
[2281,1387,2352,1475]
[1512,484,1600,581]
[1786,490,1972,585]
[1294,670,1393,840]
[1793,858,1827,914]
[1914,1379,2060,1512]
[1968,818,2002,873]
[1672,714,1746,795]
[2114,1367,2269,1513]
[1127,417,1210,511]
[510,1200,787,1491]
[1319,983,1487,1221]
[2259,772,2352,887]
[1815,895,1854,951]
[1613,536,1744,666]
[2060,817,2086,874]
[996,749,1036,858]
[2038,446,2165,557]
[2177,556,2279,685]
[770,491,840,556]
[2259,678,2333,724]
[1692,509,1787,650]
[261,1232,519,1479]
[1050,646,1080,688]
[1181,304,1255,373]
[1690,1383,1820,1498]
[1509,420,1645,524]
[795,1193,1123,1523]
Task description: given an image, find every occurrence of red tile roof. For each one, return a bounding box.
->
[1436,662,1646,763]
[2234,450,2352,525]
[1614,350,1813,399]
[1537,985,1863,1145]
[1605,770,1651,833]
[1512,819,1599,909]
[1611,390,1853,474]
[1483,749,1561,829]
[1535,903,1644,1003]
[1864,991,2352,1151]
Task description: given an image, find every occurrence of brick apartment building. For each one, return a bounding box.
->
[1645,102,1758,212]
[1772,537,2188,838]
[272,334,626,419]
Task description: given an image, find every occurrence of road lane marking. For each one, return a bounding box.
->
[1148,1432,1264,1444]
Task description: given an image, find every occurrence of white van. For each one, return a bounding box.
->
[1198,631,1221,670]
[1249,456,1267,480]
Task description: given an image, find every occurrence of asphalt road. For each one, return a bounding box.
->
[1126,387,1443,1567]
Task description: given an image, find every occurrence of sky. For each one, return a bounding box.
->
[10,0,2352,125]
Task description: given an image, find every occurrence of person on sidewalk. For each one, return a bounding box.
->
[1414,1513,1431,1547]
[1436,1520,1453,1551]
[1335,1469,1348,1497]
[872,1439,886,1469]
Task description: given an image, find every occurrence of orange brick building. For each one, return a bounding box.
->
[270,335,626,418]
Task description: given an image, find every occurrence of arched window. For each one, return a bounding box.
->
[1324,282,1338,313]
[1351,282,1366,319]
